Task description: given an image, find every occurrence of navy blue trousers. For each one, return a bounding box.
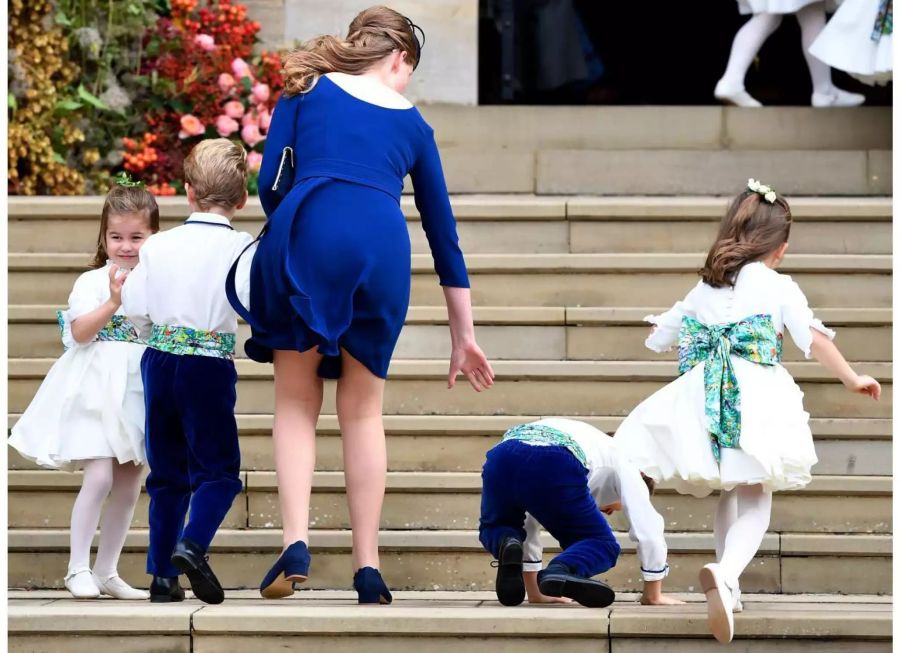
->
[479,440,621,578]
[142,349,243,577]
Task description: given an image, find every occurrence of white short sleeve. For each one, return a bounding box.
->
[644,281,704,353]
[780,275,835,358]
[67,269,105,321]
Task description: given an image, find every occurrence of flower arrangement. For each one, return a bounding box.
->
[8,0,285,196]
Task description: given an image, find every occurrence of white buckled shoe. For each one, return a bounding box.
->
[64,569,101,599]
[699,563,735,643]
[93,573,150,600]
[714,80,763,108]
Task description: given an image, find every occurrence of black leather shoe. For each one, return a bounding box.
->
[494,536,525,606]
[538,562,615,608]
[150,575,185,603]
[170,538,225,605]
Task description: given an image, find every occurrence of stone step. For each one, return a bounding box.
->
[8,529,891,595]
[8,196,892,255]
[8,470,890,534]
[8,253,892,307]
[8,359,893,418]
[7,590,892,653]
[9,305,892,362]
[8,415,891,476]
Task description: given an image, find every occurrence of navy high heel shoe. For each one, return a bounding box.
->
[353,567,393,604]
[260,540,311,599]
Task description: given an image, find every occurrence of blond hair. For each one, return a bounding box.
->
[282,6,421,96]
[183,138,248,211]
[92,184,160,269]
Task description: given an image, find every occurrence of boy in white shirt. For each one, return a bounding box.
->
[123,139,253,604]
[479,418,682,607]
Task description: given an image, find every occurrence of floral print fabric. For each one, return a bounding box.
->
[678,314,783,461]
[147,324,236,359]
[57,311,142,352]
[873,0,892,40]
[502,423,589,469]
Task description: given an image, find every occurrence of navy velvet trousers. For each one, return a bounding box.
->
[141,349,243,577]
[479,440,621,578]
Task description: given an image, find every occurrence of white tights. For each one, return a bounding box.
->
[68,458,143,579]
[713,484,773,589]
[719,4,833,95]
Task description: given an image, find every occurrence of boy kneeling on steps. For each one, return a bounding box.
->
[479,418,682,607]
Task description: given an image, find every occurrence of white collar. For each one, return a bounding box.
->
[185,212,233,227]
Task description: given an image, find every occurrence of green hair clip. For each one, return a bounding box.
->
[113,171,146,189]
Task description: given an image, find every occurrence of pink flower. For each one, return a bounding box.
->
[242,124,264,147]
[241,110,258,127]
[224,100,245,119]
[194,34,215,51]
[231,57,252,79]
[251,83,271,103]
[178,114,205,139]
[217,73,236,92]
[258,107,272,132]
[247,151,263,172]
[215,114,240,137]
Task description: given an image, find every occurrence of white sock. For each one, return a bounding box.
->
[719,14,784,90]
[718,484,772,588]
[796,3,834,95]
[92,462,144,579]
[68,458,114,575]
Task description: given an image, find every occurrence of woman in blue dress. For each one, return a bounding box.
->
[229,6,494,604]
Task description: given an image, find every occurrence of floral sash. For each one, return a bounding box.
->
[678,314,783,461]
[873,0,892,40]
[57,311,142,351]
[502,423,589,469]
[147,324,236,359]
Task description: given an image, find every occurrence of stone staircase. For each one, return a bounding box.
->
[7,107,892,651]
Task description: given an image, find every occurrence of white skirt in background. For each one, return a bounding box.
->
[615,357,818,498]
[8,341,147,470]
[738,0,840,14]
[809,0,893,85]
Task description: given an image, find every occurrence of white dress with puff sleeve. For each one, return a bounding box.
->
[8,264,147,470]
[614,262,828,497]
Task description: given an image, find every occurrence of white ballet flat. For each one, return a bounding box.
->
[812,89,866,107]
[714,80,763,108]
[699,563,735,644]
[93,573,150,600]
[64,569,101,599]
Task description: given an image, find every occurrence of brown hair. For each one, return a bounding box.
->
[699,191,793,288]
[282,6,421,96]
[640,473,657,496]
[183,138,248,212]
[92,184,160,269]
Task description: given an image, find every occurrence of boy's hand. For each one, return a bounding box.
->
[640,580,685,606]
[846,374,881,400]
[524,570,573,605]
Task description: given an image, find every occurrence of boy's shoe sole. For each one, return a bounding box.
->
[495,538,525,606]
[538,572,615,608]
[171,551,225,605]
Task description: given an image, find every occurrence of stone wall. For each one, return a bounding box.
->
[245,0,478,105]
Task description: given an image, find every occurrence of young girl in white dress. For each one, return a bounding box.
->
[614,181,881,644]
[715,1,867,107]
[810,0,892,85]
[9,181,159,600]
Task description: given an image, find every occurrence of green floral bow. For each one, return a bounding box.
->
[113,171,146,189]
[678,314,783,461]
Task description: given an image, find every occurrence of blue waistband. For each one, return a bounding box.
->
[293,158,403,201]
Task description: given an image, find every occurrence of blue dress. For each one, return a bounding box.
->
[230,75,470,379]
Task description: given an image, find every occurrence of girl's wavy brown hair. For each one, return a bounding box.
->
[700,191,792,288]
[282,5,420,96]
[91,183,160,269]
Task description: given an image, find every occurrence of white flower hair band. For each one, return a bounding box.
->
[747,178,777,204]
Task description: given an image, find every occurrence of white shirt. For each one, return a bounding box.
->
[122,213,253,339]
[645,261,835,358]
[520,418,669,581]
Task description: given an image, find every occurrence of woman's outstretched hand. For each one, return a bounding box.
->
[448,340,495,392]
